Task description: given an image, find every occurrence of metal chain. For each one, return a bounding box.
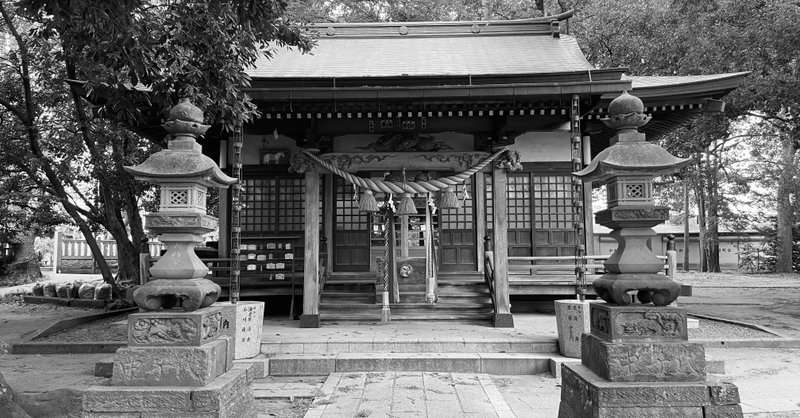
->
[570,94,587,301]
[229,128,244,304]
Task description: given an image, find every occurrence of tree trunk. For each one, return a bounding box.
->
[683,180,691,271]
[706,153,721,272]
[0,370,32,418]
[0,231,41,286]
[696,176,707,272]
[775,133,797,273]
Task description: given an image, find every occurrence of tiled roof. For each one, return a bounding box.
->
[247,19,595,79]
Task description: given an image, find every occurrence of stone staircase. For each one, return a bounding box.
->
[392,272,494,322]
[318,272,381,323]
[318,271,494,324]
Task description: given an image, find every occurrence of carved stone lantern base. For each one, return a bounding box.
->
[558,304,743,417]
[133,278,221,311]
[80,305,256,416]
[593,273,681,306]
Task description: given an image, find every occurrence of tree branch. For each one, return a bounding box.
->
[0,2,35,127]
[0,96,26,122]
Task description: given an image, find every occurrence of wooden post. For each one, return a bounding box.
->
[424,197,436,303]
[475,172,486,272]
[666,234,677,281]
[491,164,513,327]
[301,167,321,328]
[324,173,334,272]
[400,215,409,258]
[53,231,62,273]
[388,214,400,303]
[218,187,230,258]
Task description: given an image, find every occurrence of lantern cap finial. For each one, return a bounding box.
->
[125,98,235,188]
[163,98,211,138]
[608,91,644,117]
[168,97,204,123]
[602,91,650,132]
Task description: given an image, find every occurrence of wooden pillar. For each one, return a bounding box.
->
[582,136,595,256]
[475,172,486,272]
[400,216,409,257]
[53,231,62,273]
[323,173,334,271]
[301,167,321,328]
[491,164,514,327]
[218,187,230,258]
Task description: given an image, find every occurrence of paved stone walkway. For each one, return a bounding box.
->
[304,372,518,418]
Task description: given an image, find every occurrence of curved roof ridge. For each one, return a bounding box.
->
[623,72,750,89]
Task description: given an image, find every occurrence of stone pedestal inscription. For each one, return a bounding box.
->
[555,299,602,358]
[214,301,265,359]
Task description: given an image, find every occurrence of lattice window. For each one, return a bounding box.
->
[335,179,368,231]
[625,184,644,199]
[533,175,573,230]
[440,178,474,230]
[241,176,305,234]
[508,174,532,230]
[169,190,188,206]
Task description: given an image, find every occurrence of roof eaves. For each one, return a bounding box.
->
[246,79,632,102]
[622,72,750,98]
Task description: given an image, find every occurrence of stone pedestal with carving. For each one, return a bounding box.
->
[81,306,256,416]
[557,304,742,418]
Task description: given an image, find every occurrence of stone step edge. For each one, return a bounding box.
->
[260,340,559,355]
[95,353,725,382]
[267,352,555,376]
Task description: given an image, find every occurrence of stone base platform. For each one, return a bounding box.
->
[81,363,257,418]
[558,363,742,418]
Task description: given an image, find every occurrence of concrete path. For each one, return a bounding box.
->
[303,372,522,418]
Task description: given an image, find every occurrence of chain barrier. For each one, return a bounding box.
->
[229,128,244,304]
[571,94,587,301]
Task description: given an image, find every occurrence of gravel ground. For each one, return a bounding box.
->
[1,272,795,343]
[688,318,779,340]
[674,271,800,287]
[2,303,778,344]
[32,313,129,342]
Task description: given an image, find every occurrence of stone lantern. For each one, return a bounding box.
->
[81,103,256,416]
[558,92,743,418]
[575,91,689,306]
[125,98,236,311]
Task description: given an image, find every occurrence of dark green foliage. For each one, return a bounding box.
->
[0,0,313,285]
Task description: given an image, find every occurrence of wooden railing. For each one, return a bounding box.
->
[317,254,329,299]
[507,253,676,281]
[483,250,497,314]
[138,255,233,283]
[53,232,118,273]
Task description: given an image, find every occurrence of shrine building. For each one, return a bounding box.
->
[194,14,745,327]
